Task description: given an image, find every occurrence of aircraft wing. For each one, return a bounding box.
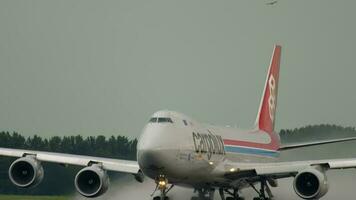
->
[0,147,139,174]
[279,136,356,150]
[217,158,356,179]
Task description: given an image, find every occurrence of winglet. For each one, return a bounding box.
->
[255,45,282,134]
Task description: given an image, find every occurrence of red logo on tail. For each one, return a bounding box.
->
[268,75,277,123]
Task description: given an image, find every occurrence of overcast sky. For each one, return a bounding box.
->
[1,0,356,138]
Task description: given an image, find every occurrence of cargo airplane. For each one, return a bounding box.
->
[2,45,356,200]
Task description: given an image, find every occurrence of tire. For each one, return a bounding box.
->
[191,197,210,200]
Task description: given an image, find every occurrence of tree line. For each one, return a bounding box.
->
[279,124,356,144]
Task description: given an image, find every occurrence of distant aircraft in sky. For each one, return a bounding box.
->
[2,45,356,200]
[266,1,278,5]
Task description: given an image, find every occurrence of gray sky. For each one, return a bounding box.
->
[1,0,356,138]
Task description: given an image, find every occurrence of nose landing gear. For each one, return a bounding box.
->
[152,175,174,200]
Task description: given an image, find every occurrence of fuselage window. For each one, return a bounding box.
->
[149,118,157,123]
[183,120,188,126]
[158,117,173,123]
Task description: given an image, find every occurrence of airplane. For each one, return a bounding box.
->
[2,45,356,200]
[266,1,278,6]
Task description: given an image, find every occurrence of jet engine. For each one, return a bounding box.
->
[75,164,110,198]
[8,156,44,188]
[293,167,329,199]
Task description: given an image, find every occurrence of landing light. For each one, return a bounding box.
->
[159,180,166,186]
[156,175,168,189]
[229,168,236,172]
[208,161,214,165]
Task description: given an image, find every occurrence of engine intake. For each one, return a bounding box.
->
[9,156,44,188]
[75,164,109,198]
[293,166,329,199]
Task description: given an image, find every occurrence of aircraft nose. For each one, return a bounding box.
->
[137,123,173,151]
[137,149,171,179]
[137,150,162,169]
[136,121,183,179]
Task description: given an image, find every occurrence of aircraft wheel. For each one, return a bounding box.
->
[153,196,169,200]
[191,197,214,200]
[225,197,244,200]
[191,197,202,200]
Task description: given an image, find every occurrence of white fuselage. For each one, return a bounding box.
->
[137,110,279,189]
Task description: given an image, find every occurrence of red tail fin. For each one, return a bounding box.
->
[255,45,281,134]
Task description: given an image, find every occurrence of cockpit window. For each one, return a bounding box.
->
[149,117,157,123]
[149,117,173,123]
[158,117,173,123]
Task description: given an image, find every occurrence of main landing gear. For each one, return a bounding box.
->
[152,175,174,200]
[218,177,274,200]
[218,188,244,200]
[191,188,215,200]
[249,178,274,200]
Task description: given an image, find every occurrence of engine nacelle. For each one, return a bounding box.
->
[75,164,110,198]
[8,156,44,188]
[293,166,329,199]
